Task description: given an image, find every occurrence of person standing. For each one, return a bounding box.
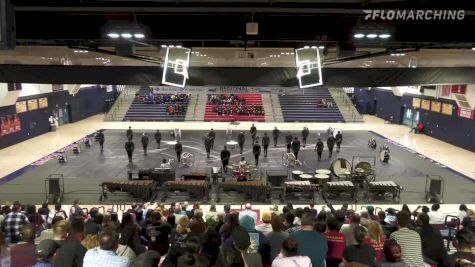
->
[250,124,257,141]
[97,130,105,153]
[335,131,343,152]
[209,128,216,149]
[285,132,293,153]
[175,140,183,162]
[238,131,245,154]
[126,126,133,139]
[154,130,161,149]
[302,127,310,148]
[272,127,280,147]
[327,134,335,158]
[204,135,213,159]
[220,146,231,173]
[390,211,425,267]
[315,138,324,161]
[291,137,301,160]
[253,141,262,166]
[141,133,149,156]
[262,132,270,157]
[125,137,135,163]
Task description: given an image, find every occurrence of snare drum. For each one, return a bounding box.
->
[314,174,329,186]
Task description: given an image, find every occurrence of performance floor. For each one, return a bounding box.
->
[0,129,473,204]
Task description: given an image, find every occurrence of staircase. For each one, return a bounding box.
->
[104,86,140,121]
[185,93,206,121]
[262,94,274,122]
[328,88,364,122]
[270,94,284,122]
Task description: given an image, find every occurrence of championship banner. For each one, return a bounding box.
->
[440,85,451,97]
[457,107,474,120]
[451,84,466,94]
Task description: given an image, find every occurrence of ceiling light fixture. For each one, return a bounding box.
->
[472,46,475,51]
[107,33,120,38]
[366,33,378,39]
[354,33,365,39]
[133,33,145,39]
[379,33,391,39]
[121,33,132,38]
[318,46,325,49]
[304,46,310,49]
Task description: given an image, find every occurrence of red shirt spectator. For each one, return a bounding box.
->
[10,224,37,267]
[324,217,346,267]
[364,236,385,262]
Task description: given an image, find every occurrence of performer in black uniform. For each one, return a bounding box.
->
[335,131,343,152]
[204,134,213,159]
[262,132,270,157]
[154,130,162,149]
[175,141,183,162]
[315,138,324,161]
[302,127,310,147]
[252,141,261,166]
[291,137,301,160]
[327,134,335,158]
[285,132,293,153]
[126,126,133,139]
[125,137,135,162]
[97,130,105,152]
[237,132,245,154]
[209,128,216,149]
[250,124,257,141]
[272,127,280,147]
[220,146,231,173]
[141,133,149,156]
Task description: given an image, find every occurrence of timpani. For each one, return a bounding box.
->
[314,174,329,186]
[292,170,304,180]
[316,169,331,175]
[226,140,238,150]
[299,174,313,181]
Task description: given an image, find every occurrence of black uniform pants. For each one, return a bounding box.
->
[222,160,229,172]
[211,139,215,149]
[273,136,278,147]
[254,154,260,166]
[206,148,211,158]
[143,145,148,155]
[293,150,299,160]
[328,146,334,158]
[286,143,291,153]
[127,151,133,162]
[336,142,341,152]
[99,141,104,152]
[156,139,161,149]
[239,143,244,154]
[176,151,182,162]
[263,145,269,157]
[317,151,322,161]
[302,137,307,147]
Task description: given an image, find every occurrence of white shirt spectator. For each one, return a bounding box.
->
[239,209,258,223]
[428,211,445,224]
[83,248,130,267]
[255,223,273,235]
[271,254,313,267]
[458,210,467,222]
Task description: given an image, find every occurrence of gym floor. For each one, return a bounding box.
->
[0,129,473,205]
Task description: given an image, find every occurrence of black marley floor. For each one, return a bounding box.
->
[0,129,473,205]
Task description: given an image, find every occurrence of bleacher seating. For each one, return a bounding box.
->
[123,87,189,121]
[279,88,345,122]
[204,93,265,122]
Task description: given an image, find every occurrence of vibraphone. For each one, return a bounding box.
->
[161,180,210,201]
[367,181,403,203]
[101,180,157,201]
[283,181,319,202]
[323,181,357,202]
[217,181,269,203]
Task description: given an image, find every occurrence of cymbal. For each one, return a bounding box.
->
[355,168,365,173]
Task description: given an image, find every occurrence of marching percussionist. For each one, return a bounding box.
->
[291,137,301,160]
[252,140,262,166]
[175,140,183,162]
[124,136,135,163]
[315,138,324,161]
[126,126,133,139]
[327,134,335,158]
[141,132,149,156]
[302,127,310,147]
[209,128,216,149]
[335,131,343,152]
[273,126,280,147]
[262,132,270,157]
[285,132,293,153]
[160,158,171,168]
[238,131,245,154]
[204,134,213,159]
[154,129,162,149]
[239,157,248,169]
[96,130,105,153]
[250,123,257,141]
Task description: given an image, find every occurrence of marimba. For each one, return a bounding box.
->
[161,180,210,201]
[367,181,403,203]
[217,181,269,203]
[323,181,357,202]
[101,180,157,201]
[283,181,319,202]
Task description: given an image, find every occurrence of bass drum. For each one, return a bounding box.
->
[330,158,352,179]
[354,161,375,182]
[180,152,195,167]
[282,153,296,167]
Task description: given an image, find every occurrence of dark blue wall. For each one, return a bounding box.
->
[0,86,114,149]
[353,88,475,152]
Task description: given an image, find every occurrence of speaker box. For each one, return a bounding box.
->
[429,179,442,196]
[0,0,16,50]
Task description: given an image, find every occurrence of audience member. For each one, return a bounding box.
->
[238,215,271,265]
[364,220,385,262]
[146,211,172,256]
[342,226,376,266]
[340,213,363,246]
[3,201,29,244]
[177,236,210,267]
[255,211,273,234]
[53,217,87,267]
[133,251,160,267]
[266,216,289,261]
[390,211,425,267]
[83,230,130,267]
[449,228,475,267]
[379,239,410,267]
[271,237,312,267]
[283,213,301,233]
[38,216,64,243]
[10,223,37,267]
[416,213,450,267]
[239,203,258,223]
[0,231,10,267]
[325,216,346,267]
[33,239,60,267]
[290,212,328,267]
[217,226,263,267]
[428,204,445,224]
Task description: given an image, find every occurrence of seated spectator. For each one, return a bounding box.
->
[255,211,273,235]
[53,217,87,267]
[449,228,475,267]
[216,226,263,267]
[342,225,376,267]
[284,213,301,233]
[272,237,312,267]
[48,203,68,224]
[10,223,37,267]
[428,204,445,225]
[177,236,210,267]
[133,251,160,267]
[379,239,410,267]
[416,213,450,267]
[33,239,60,267]
[458,204,469,222]
[83,230,130,267]
[37,216,64,243]
[461,209,475,233]
[385,208,397,227]
[290,212,328,267]
[390,211,425,267]
[4,201,29,244]
[364,220,385,262]
[266,216,289,261]
[325,216,346,267]
[340,214,363,246]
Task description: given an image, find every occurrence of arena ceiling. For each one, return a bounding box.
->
[11,0,475,51]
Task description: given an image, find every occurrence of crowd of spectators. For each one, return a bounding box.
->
[208,94,265,116]
[134,91,189,116]
[0,200,474,267]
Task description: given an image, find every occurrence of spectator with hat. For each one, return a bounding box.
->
[33,239,60,267]
[255,211,273,235]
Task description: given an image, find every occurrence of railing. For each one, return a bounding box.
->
[332,88,361,122]
[105,86,136,121]
[269,94,276,122]
[192,93,200,119]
